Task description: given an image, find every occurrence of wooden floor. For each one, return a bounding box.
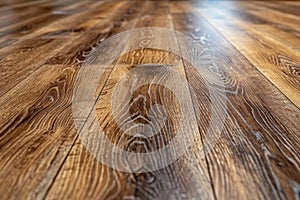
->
[0,0,300,199]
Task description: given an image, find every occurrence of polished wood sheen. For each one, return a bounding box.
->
[0,0,299,200]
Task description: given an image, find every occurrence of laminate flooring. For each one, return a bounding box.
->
[0,0,299,199]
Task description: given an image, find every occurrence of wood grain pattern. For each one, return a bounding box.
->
[0,0,147,199]
[194,1,300,108]
[0,0,299,200]
[46,3,214,199]
[171,2,300,199]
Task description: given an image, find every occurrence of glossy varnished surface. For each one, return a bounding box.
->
[0,0,299,200]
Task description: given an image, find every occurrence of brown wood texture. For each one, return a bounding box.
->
[0,0,299,200]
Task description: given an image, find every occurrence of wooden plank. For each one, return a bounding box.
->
[0,0,80,39]
[0,0,122,97]
[45,2,215,199]
[239,1,300,30]
[0,1,146,199]
[253,1,300,18]
[0,0,51,14]
[0,64,79,200]
[212,2,300,51]
[0,0,111,45]
[194,2,300,108]
[0,0,101,48]
[170,2,300,200]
